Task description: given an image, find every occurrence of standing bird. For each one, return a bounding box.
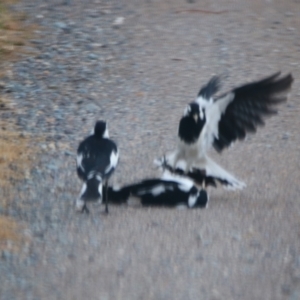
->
[157,72,293,200]
[76,120,119,214]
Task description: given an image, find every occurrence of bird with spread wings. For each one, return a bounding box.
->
[155,72,293,202]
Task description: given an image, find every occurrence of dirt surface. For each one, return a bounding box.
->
[1,0,300,299]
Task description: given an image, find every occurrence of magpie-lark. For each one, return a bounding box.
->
[76,120,119,214]
[156,72,293,194]
[107,170,208,208]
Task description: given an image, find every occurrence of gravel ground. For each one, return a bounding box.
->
[1,0,300,299]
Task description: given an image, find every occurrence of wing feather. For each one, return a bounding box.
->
[201,72,293,153]
[198,76,221,99]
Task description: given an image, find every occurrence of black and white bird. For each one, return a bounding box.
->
[157,72,293,196]
[76,120,119,214]
[107,170,208,209]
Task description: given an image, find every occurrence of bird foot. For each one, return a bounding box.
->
[81,204,90,214]
[102,208,109,215]
[75,199,89,214]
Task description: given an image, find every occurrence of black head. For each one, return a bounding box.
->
[194,189,209,208]
[93,120,108,138]
[178,103,206,144]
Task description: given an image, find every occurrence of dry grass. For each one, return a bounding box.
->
[0,0,39,197]
[0,0,40,249]
[0,216,21,249]
[0,129,39,248]
[0,215,31,253]
[0,0,37,63]
[0,131,36,187]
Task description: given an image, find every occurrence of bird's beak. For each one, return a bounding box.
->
[193,114,198,122]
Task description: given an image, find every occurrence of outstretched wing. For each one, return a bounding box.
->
[200,72,293,153]
[158,155,245,190]
[198,75,221,99]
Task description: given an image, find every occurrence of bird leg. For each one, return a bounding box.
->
[104,180,109,214]
[200,179,209,208]
[81,203,89,214]
[160,155,181,174]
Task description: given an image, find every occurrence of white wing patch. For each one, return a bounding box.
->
[150,184,166,196]
[136,182,176,197]
[76,153,85,171]
[199,92,234,152]
[137,184,167,197]
[98,181,103,199]
[103,127,109,138]
[161,170,193,191]
[79,182,87,198]
[183,105,191,116]
[188,193,198,208]
[105,149,119,175]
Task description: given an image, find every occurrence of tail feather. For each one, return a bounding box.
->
[155,154,245,190]
[204,156,245,190]
[80,175,103,201]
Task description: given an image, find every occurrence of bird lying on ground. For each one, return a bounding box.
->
[76,120,119,214]
[106,170,209,208]
[155,72,293,198]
